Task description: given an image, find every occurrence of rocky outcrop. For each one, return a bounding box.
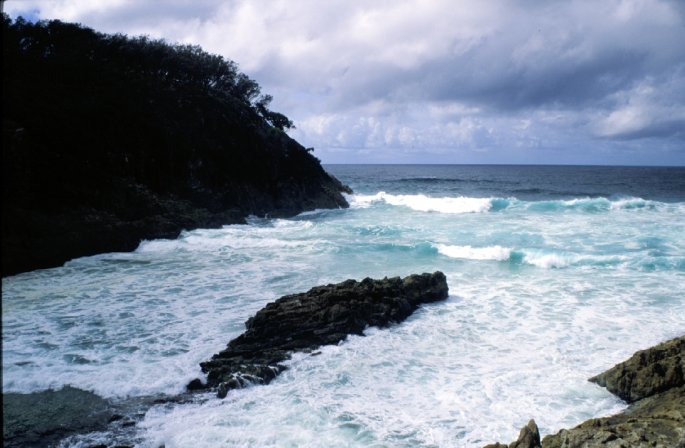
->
[484,420,541,448]
[542,335,685,448]
[589,336,684,403]
[195,272,449,398]
[485,336,685,448]
[541,386,685,448]
[2,17,350,276]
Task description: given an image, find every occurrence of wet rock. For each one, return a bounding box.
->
[2,386,112,448]
[511,420,542,448]
[484,336,685,448]
[185,378,205,391]
[484,419,541,448]
[589,335,684,403]
[543,336,685,446]
[541,386,685,447]
[197,271,449,397]
[546,337,685,447]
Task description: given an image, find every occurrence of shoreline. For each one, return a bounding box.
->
[486,335,685,448]
[4,283,682,447]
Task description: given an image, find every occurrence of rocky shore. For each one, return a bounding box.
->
[194,271,449,398]
[5,272,682,447]
[486,335,685,448]
[2,386,203,448]
[4,272,448,447]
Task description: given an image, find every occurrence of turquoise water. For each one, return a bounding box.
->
[2,165,685,447]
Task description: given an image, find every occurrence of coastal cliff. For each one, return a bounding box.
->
[486,335,685,448]
[1,16,350,276]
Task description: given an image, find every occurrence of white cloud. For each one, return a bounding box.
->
[596,71,685,139]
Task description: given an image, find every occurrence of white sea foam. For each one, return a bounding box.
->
[609,197,657,210]
[435,244,628,269]
[350,193,677,216]
[435,244,512,261]
[522,251,573,268]
[350,192,494,213]
[130,269,684,448]
[136,220,321,255]
[3,179,685,447]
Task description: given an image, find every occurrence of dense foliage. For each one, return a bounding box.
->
[1,14,315,203]
[2,15,293,127]
[1,15,346,275]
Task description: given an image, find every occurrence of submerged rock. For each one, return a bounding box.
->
[3,386,112,448]
[4,386,209,448]
[196,271,448,397]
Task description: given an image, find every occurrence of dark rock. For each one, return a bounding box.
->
[589,335,684,403]
[196,271,448,397]
[490,336,685,448]
[511,420,542,448]
[2,386,112,448]
[484,419,541,448]
[185,378,205,391]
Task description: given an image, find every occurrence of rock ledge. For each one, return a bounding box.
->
[194,271,449,397]
[485,335,685,448]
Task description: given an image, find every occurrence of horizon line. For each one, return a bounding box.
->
[322,162,685,168]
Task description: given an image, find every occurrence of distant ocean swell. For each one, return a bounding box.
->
[348,192,679,214]
[344,192,685,272]
[433,244,684,271]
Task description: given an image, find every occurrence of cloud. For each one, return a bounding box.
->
[5,0,685,164]
[595,69,685,140]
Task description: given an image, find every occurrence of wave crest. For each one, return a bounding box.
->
[349,192,497,214]
[349,193,674,214]
[435,244,632,269]
[436,244,511,261]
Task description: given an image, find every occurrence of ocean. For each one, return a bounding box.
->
[2,164,685,447]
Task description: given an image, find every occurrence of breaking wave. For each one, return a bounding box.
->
[433,244,683,271]
[349,193,677,214]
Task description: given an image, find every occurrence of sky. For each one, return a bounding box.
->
[5,0,685,165]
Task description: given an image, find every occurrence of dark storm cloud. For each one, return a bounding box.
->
[5,0,685,163]
[423,48,649,111]
[608,119,685,141]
